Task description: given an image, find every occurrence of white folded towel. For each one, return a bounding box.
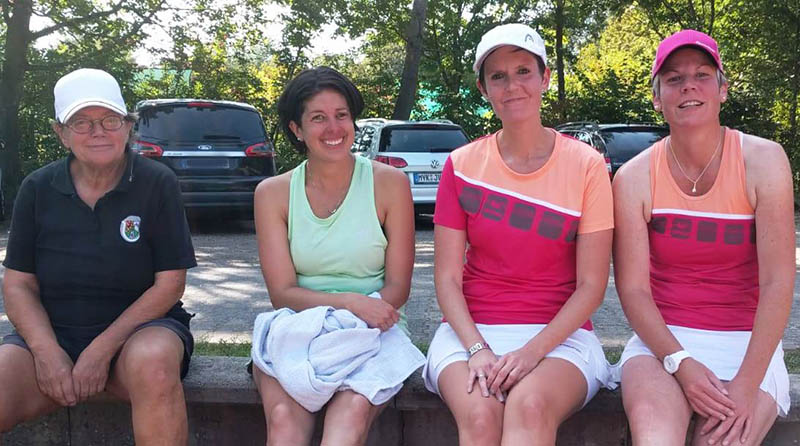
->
[251,300,425,412]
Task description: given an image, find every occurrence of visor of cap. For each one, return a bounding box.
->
[58,99,127,124]
[651,31,723,78]
[53,68,127,123]
[473,24,547,73]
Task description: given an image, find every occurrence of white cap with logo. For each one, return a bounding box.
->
[54,68,127,123]
[473,23,547,73]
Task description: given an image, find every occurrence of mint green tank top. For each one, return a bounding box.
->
[288,155,407,331]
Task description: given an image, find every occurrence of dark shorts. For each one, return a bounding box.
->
[1,317,194,379]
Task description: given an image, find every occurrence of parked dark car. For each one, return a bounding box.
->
[556,122,669,176]
[132,99,276,218]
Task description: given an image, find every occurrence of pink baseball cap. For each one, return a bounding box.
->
[651,30,723,79]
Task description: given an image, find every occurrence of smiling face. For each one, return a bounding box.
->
[477,45,550,126]
[653,47,727,128]
[54,105,132,169]
[289,89,355,162]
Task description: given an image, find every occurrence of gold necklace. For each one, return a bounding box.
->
[667,128,724,194]
[306,157,353,216]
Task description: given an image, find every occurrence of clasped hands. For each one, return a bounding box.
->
[675,358,759,445]
[33,342,114,407]
[466,345,543,402]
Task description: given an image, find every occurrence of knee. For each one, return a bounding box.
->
[332,394,374,432]
[0,391,23,432]
[623,396,663,427]
[120,344,182,395]
[0,404,17,433]
[508,393,556,430]
[0,404,27,434]
[267,403,311,442]
[459,403,502,440]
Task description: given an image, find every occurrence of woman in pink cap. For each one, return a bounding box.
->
[614,30,793,445]
[423,23,616,444]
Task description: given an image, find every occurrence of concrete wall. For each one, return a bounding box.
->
[4,357,800,445]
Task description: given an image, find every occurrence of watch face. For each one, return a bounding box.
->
[664,356,677,373]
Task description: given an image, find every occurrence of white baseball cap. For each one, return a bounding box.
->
[54,68,127,123]
[473,23,548,74]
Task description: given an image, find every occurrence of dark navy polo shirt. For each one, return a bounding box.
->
[3,151,196,330]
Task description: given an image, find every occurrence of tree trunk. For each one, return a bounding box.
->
[555,0,566,122]
[789,19,800,143]
[0,0,33,217]
[391,0,428,121]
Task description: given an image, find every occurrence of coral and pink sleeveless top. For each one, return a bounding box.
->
[435,131,613,329]
[649,128,758,331]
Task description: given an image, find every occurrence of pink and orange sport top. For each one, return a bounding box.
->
[649,128,758,331]
[434,131,613,329]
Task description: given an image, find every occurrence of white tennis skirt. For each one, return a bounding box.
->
[615,325,790,417]
[423,323,617,407]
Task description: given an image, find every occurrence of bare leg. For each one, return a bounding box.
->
[320,391,387,446]
[0,344,61,433]
[105,327,187,446]
[501,358,587,446]
[252,366,315,446]
[622,356,692,446]
[437,361,504,446]
[691,389,778,446]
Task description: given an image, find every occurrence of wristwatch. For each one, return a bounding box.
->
[467,341,490,357]
[663,350,692,374]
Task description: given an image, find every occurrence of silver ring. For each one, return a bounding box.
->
[478,374,486,378]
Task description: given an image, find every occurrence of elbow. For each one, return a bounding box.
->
[268,295,287,310]
[393,292,410,309]
[157,273,187,303]
[586,290,605,313]
[266,290,292,310]
[174,275,187,298]
[381,282,410,308]
[575,279,608,310]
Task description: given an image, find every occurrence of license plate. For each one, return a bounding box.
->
[414,172,440,184]
[180,158,229,169]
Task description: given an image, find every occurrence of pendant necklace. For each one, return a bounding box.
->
[306,158,353,216]
[668,128,724,194]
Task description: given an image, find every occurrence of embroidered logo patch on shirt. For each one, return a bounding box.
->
[120,216,141,243]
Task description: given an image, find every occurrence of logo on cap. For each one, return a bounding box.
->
[120,215,141,243]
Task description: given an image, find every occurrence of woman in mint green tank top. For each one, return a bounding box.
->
[249,67,423,445]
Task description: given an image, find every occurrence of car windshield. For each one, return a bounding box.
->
[136,104,266,142]
[379,127,468,153]
[603,129,668,158]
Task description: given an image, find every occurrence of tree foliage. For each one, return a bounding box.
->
[3,0,800,198]
[0,0,170,213]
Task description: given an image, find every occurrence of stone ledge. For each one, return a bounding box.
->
[184,356,800,418]
[4,356,799,446]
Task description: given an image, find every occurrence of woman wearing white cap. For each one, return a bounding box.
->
[613,30,793,445]
[422,23,615,444]
[0,68,196,444]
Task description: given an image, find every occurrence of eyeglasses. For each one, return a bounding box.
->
[65,116,125,134]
